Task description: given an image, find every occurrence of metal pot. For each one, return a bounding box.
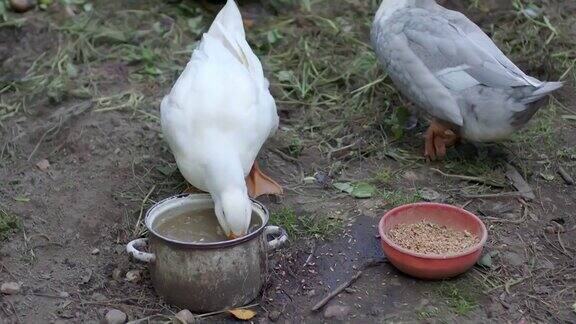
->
[126,194,288,312]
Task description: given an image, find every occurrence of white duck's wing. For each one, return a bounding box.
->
[161,0,277,171]
[372,4,540,126]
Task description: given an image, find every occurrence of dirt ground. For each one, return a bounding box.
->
[1,0,575,323]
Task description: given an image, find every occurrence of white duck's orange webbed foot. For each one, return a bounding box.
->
[424,119,460,161]
[182,185,204,194]
[227,233,241,240]
[245,162,283,198]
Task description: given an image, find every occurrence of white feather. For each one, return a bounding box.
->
[161,0,278,237]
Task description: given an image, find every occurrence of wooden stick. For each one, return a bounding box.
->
[312,271,362,311]
[430,168,506,187]
[133,185,156,236]
[558,166,575,185]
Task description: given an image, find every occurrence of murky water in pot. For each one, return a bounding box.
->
[153,208,262,243]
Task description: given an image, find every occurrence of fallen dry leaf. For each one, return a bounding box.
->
[228,308,256,321]
[36,159,50,171]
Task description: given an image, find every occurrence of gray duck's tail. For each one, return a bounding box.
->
[520,81,563,105]
[511,81,563,127]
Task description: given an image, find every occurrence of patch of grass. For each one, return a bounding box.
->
[1,0,205,121]
[491,0,576,84]
[436,282,478,316]
[287,134,303,158]
[253,1,400,160]
[373,166,394,185]
[442,145,507,183]
[270,207,342,240]
[511,104,558,150]
[381,189,421,208]
[417,306,440,320]
[0,207,20,240]
[557,146,576,161]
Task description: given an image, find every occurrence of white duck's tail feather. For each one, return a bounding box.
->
[204,0,265,86]
[208,0,246,39]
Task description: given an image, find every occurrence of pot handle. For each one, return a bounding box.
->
[264,226,288,251]
[126,238,156,263]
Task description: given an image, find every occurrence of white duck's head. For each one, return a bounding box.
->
[213,187,253,239]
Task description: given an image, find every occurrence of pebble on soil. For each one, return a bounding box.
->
[104,308,127,324]
[1,282,21,295]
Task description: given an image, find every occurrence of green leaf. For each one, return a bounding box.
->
[82,2,92,12]
[333,182,353,194]
[477,251,499,268]
[187,16,204,34]
[14,196,30,202]
[384,106,412,140]
[143,65,162,76]
[156,165,176,176]
[350,182,376,199]
[540,172,555,181]
[94,29,127,44]
[276,70,294,82]
[266,29,283,45]
[0,1,7,21]
[66,62,78,78]
[334,182,376,199]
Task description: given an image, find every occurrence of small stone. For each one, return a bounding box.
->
[537,258,555,270]
[59,291,70,298]
[104,309,127,324]
[91,248,100,255]
[9,0,36,13]
[306,289,316,297]
[419,188,441,202]
[36,159,50,171]
[268,310,281,322]
[125,269,141,283]
[502,251,525,267]
[323,305,351,319]
[81,269,93,284]
[1,282,21,294]
[403,171,420,181]
[112,268,123,281]
[174,309,195,324]
[389,278,401,286]
[369,306,383,316]
[91,292,107,301]
[314,171,331,187]
[545,223,565,234]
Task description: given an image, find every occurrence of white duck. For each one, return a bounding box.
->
[371,0,563,160]
[161,0,282,239]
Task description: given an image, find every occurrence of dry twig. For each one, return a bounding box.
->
[312,271,362,311]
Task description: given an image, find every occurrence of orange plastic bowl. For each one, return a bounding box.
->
[378,203,487,280]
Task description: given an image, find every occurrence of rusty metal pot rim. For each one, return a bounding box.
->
[145,193,270,249]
